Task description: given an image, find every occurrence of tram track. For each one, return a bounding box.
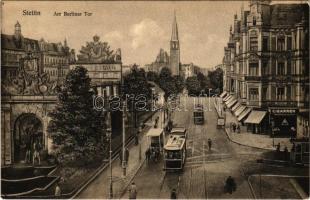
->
[158,171,182,198]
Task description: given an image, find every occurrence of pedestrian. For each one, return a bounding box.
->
[25,131,32,164]
[55,182,61,197]
[232,123,236,133]
[225,176,236,194]
[145,148,150,163]
[170,188,177,199]
[236,124,240,133]
[32,139,41,165]
[208,138,212,151]
[276,143,281,152]
[134,133,139,145]
[284,146,289,161]
[125,148,129,163]
[128,182,137,199]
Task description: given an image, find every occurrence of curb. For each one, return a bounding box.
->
[119,158,146,198]
[224,128,273,151]
[72,110,158,199]
[289,178,308,199]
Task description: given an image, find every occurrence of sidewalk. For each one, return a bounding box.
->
[76,111,164,199]
[217,100,292,151]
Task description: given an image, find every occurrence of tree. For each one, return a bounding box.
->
[158,67,176,100]
[123,65,152,128]
[48,66,107,166]
[208,68,223,92]
[146,71,159,82]
[197,72,208,90]
[186,76,201,96]
[173,75,185,94]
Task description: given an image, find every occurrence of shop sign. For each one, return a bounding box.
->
[271,109,296,115]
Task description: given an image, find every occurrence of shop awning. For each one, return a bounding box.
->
[227,99,237,108]
[220,91,228,98]
[223,95,232,102]
[232,102,241,112]
[225,97,235,105]
[235,105,246,117]
[244,111,267,124]
[237,108,252,121]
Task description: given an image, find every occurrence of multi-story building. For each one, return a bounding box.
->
[180,63,194,79]
[1,22,75,83]
[222,0,309,136]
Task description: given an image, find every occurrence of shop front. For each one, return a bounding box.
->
[269,108,297,136]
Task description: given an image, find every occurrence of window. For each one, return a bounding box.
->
[262,87,268,101]
[253,16,256,26]
[249,88,259,100]
[277,37,285,51]
[291,85,296,101]
[263,37,269,51]
[287,60,291,75]
[249,63,259,76]
[271,37,276,51]
[292,61,296,75]
[277,62,285,75]
[250,36,258,51]
[277,87,285,100]
[239,62,243,74]
[262,61,268,75]
[287,37,292,50]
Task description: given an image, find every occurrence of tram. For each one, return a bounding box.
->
[193,104,204,125]
[163,134,186,170]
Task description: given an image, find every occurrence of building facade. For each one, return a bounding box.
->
[222,1,309,136]
[1,22,75,165]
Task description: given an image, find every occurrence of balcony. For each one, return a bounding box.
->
[245,76,261,81]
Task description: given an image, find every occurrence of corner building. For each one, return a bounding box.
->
[222,0,309,136]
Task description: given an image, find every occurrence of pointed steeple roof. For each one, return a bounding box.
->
[171,10,179,41]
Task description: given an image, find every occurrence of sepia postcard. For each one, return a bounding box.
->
[1,0,309,199]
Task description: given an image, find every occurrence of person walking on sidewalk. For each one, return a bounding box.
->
[170,188,177,199]
[236,124,240,133]
[232,123,236,133]
[284,146,289,161]
[125,147,129,164]
[128,182,137,199]
[208,138,212,151]
[145,148,150,164]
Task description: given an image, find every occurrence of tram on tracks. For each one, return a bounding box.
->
[193,104,204,125]
[163,134,186,170]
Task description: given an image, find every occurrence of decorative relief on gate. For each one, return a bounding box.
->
[1,55,59,96]
[77,35,121,63]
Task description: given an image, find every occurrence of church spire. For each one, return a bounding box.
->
[171,10,179,41]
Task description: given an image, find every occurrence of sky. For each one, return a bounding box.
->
[1,1,305,68]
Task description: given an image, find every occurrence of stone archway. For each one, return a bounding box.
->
[13,113,43,163]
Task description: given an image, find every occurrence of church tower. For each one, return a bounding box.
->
[170,11,180,76]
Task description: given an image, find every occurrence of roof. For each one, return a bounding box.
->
[225,97,236,105]
[171,11,179,41]
[267,4,309,26]
[1,34,40,51]
[146,128,163,137]
[220,91,228,98]
[244,111,267,124]
[164,135,185,151]
[223,95,233,102]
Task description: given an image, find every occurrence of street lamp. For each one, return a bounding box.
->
[271,120,275,147]
[106,128,113,199]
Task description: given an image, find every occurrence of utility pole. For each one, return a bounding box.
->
[106,127,113,199]
[122,101,126,176]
